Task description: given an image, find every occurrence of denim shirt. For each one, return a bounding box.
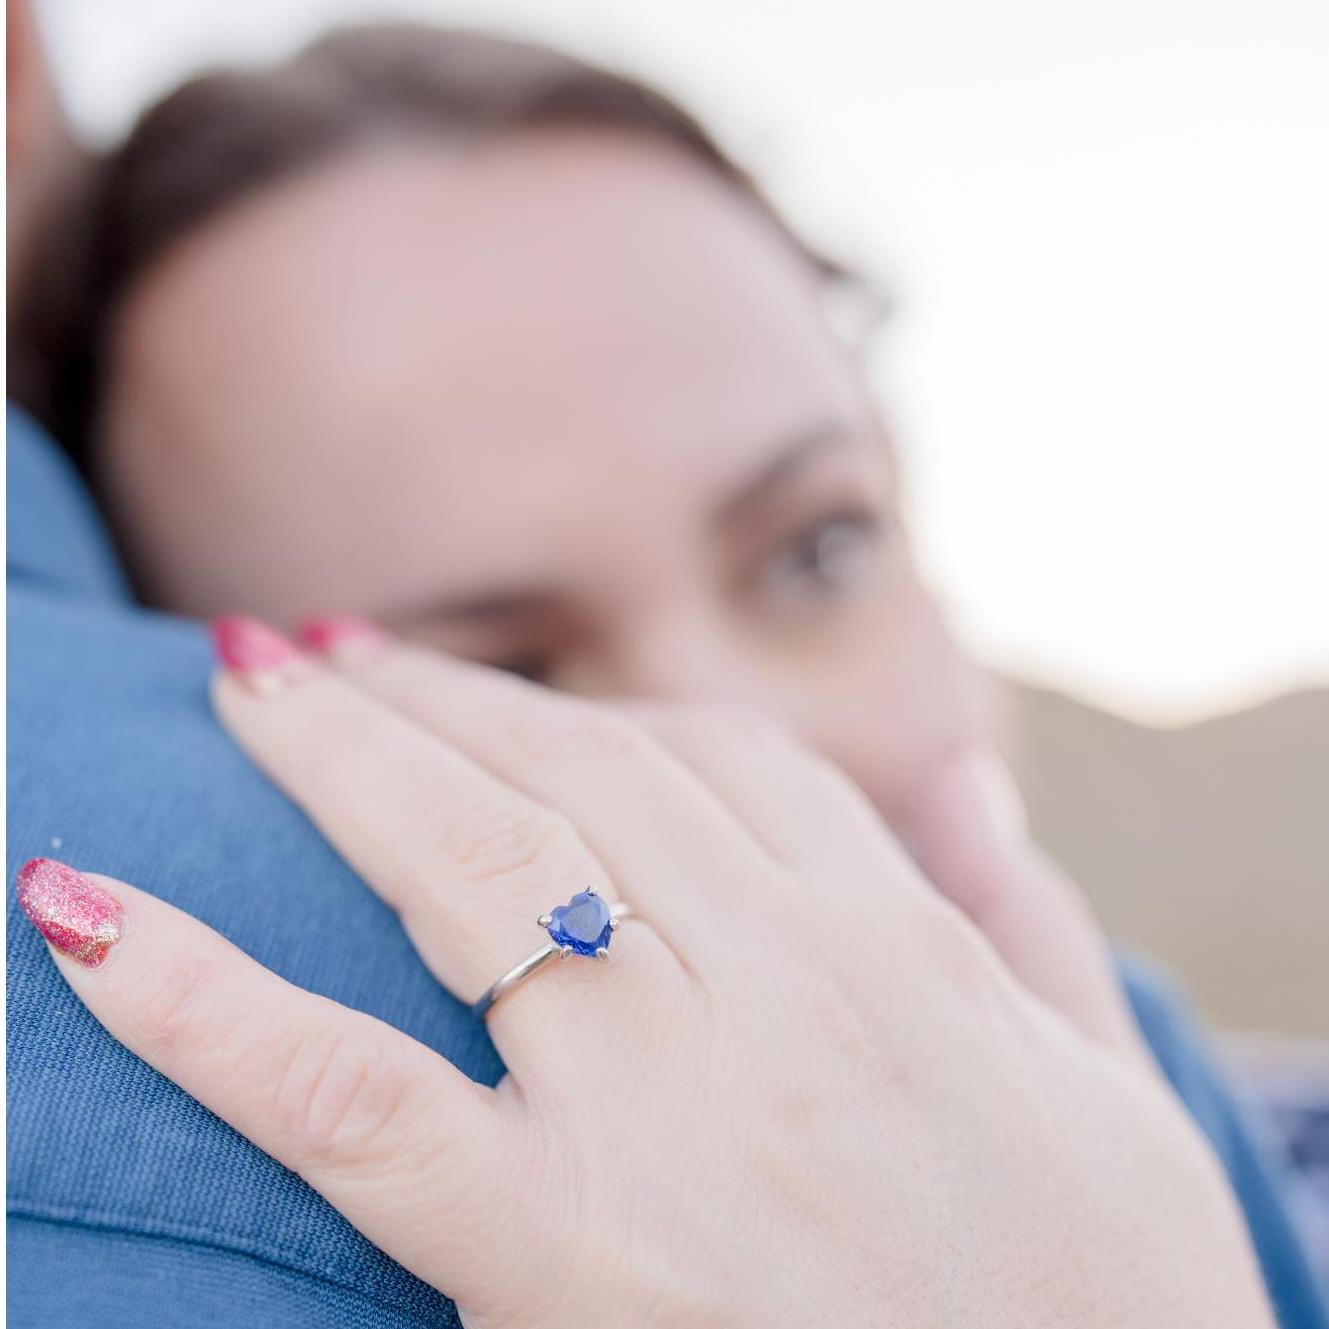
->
[7,406,1326,1327]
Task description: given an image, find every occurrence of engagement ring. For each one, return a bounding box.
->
[472,887,632,1018]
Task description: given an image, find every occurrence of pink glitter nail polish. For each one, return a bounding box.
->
[211,616,302,674]
[296,614,384,657]
[16,858,124,968]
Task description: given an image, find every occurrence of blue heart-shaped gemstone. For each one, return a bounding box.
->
[546,890,613,956]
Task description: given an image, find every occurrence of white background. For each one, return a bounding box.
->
[38,0,1329,723]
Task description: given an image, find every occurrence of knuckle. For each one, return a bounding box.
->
[449,802,582,886]
[273,1015,414,1163]
[135,955,220,1065]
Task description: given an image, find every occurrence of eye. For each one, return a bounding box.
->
[756,507,886,607]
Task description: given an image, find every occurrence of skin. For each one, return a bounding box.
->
[30,125,1274,1318]
[98,127,1151,1032]
[100,130,976,822]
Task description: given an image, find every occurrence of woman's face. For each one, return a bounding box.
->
[102,129,981,817]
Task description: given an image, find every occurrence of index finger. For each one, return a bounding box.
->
[15,857,513,1297]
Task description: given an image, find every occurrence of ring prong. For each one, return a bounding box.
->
[537,913,553,928]
[561,945,574,960]
[595,947,610,961]
[585,885,598,895]
[609,916,621,931]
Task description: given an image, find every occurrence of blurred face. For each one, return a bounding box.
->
[102,129,981,816]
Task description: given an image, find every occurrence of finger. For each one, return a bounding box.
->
[617,700,928,909]
[299,621,802,951]
[14,857,513,1301]
[623,704,1145,1053]
[896,749,1147,1056]
[210,619,685,1058]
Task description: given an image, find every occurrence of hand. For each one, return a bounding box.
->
[19,620,1274,1328]
[628,702,1147,1060]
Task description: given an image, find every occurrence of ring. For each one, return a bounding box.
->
[472,887,633,1018]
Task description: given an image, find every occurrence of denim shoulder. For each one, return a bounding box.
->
[7,408,491,1326]
[7,404,128,600]
[1120,955,1328,1329]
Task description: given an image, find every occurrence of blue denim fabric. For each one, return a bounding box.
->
[7,405,1326,1327]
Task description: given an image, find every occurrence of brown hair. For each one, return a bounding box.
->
[11,22,861,470]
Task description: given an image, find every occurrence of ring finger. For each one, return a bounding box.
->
[210,618,686,1071]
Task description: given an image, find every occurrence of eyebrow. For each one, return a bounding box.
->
[710,419,857,528]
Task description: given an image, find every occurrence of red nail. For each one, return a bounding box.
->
[296,614,383,657]
[16,858,124,968]
[211,616,302,674]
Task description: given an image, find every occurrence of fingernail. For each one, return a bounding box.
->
[16,858,124,968]
[296,614,384,660]
[211,616,305,692]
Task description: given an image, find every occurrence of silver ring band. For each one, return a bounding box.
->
[473,894,633,1019]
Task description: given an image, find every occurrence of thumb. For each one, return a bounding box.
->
[898,750,1147,1057]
